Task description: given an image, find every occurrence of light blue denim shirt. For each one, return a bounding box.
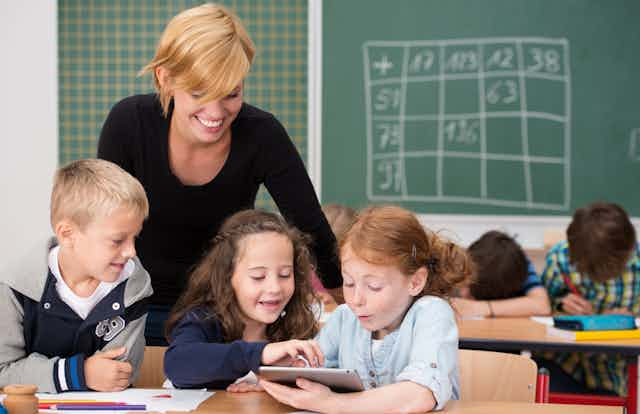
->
[316,296,459,410]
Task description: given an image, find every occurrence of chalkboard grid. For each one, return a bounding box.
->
[364,37,570,211]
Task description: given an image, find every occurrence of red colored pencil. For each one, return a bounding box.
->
[562,273,582,296]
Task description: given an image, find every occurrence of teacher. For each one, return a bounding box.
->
[97,3,342,345]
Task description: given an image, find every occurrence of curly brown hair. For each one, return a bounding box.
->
[341,205,474,298]
[165,209,319,342]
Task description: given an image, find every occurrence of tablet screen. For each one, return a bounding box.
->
[258,366,364,392]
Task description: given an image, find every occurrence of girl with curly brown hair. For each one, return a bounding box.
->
[164,209,322,391]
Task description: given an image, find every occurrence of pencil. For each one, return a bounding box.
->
[562,273,581,296]
[47,404,146,411]
[39,402,126,409]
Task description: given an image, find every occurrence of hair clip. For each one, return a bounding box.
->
[411,244,417,260]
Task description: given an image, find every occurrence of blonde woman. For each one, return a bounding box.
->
[98,4,341,345]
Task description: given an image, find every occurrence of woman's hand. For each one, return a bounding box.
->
[260,378,334,412]
[261,339,324,367]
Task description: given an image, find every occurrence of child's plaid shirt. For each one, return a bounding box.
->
[541,241,640,396]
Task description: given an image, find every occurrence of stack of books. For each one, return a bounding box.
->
[546,314,640,340]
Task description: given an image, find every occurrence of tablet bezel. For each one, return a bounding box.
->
[258,366,364,392]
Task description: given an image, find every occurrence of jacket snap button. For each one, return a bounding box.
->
[112,302,121,310]
[43,302,51,310]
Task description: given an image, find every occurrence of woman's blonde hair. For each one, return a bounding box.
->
[341,205,473,298]
[166,209,318,342]
[140,3,255,115]
[50,159,149,229]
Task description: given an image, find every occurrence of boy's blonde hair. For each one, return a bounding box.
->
[50,159,149,229]
[140,3,256,115]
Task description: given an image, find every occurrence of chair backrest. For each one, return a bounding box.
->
[459,349,537,402]
[134,346,167,388]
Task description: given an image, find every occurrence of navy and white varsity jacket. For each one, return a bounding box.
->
[0,239,153,393]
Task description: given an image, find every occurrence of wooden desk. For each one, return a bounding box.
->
[194,392,622,413]
[444,400,622,413]
[458,317,640,412]
[459,317,640,355]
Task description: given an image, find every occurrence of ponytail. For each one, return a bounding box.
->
[342,205,474,298]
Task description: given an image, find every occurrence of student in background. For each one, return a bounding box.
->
[452,230,551,317]
[539,202,639,396]
[164,210,323,391]
[310,204,357,306]
[0,159,152,392]
[98,3,342,346]
[261,205,473,413]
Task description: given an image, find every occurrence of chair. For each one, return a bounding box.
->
[459,349,538,402]
[134,346,167,388]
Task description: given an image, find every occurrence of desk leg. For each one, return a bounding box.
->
[627,356,638,414]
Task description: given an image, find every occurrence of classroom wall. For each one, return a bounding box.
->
[0,1,636,269]
[0,2,58,267]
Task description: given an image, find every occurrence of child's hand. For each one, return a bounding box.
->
[260,377,334,412]
[226,381,264,393]
[262,339,324,367]
[84,347,133,391]
[561,293,594,315]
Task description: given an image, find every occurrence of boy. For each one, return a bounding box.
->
[0,159,152,393]
[540,202,639,396]
[452,230,551,317]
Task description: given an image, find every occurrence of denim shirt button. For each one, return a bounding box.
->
[369,381,377,388]
[430,362,438,368]
[369,370,375,377]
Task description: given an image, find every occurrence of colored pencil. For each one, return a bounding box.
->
[39,402,126,409]
[47,404,146,411]
[562,273,582,296]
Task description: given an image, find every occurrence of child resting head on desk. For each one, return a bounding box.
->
[260,205,474,413]
[164,209,323,392]
[451,230,551,317]
[538,201,640,396]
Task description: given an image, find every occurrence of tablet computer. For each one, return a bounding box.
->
[258,366,364,392]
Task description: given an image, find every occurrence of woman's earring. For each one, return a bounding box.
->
[280,310,287,318]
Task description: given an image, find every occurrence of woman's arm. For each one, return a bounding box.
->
[259,116,342,294]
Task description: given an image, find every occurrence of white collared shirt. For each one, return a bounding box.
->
[48,246,133,319]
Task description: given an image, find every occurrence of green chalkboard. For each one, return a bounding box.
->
[321,0,640,216]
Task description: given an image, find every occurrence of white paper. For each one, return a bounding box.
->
[35,388,213,413]
[530,316,554,326]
